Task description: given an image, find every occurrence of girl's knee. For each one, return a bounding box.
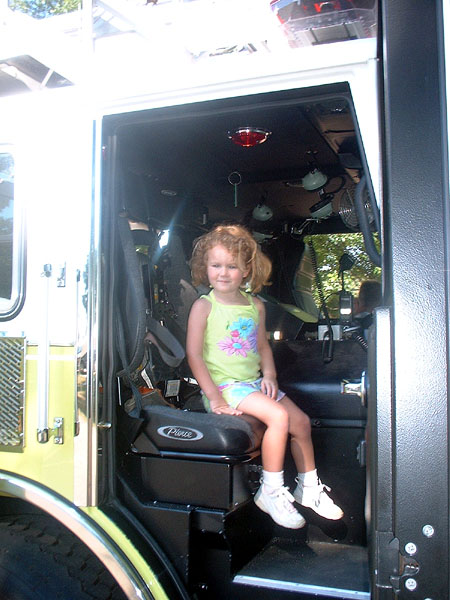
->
[267,402,289,430]
[290,407,311,436]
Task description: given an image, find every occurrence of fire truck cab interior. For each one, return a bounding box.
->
[101,84,377,599]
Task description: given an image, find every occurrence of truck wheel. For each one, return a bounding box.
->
[0,515,128,600]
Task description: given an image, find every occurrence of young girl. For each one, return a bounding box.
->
[187,224,343,529]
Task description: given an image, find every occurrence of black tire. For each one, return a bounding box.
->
[0,515,129,600]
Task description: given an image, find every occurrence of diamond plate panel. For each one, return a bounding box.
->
[0,337,25,448]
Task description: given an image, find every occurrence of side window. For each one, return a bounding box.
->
[0,149,24,319]
[306,232,381,318]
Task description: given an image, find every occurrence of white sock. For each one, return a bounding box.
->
[297,469,318,487]
[262,470,284,492]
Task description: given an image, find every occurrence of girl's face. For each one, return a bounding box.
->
[206,245,249,295]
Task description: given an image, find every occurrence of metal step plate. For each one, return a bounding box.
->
[234,538,370,599]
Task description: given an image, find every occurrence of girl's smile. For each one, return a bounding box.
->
[206,245,248,297]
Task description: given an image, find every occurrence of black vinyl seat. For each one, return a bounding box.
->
[133,405,265,461]
[116,215,266,461]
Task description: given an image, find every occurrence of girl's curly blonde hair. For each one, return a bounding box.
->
[190,224,271,294]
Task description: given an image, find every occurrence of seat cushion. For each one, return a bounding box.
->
[139,405,264,456]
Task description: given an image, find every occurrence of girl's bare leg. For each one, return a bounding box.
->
[238,392,289,472]
[280,395,344,519]
[240,392,307,529]
[280,395,315,474]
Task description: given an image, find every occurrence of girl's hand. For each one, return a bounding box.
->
[210,402,243,416]
[261,376,278,400]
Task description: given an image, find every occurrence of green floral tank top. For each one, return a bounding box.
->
[202,290,261,385]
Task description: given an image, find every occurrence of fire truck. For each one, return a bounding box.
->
[0,1,448,598]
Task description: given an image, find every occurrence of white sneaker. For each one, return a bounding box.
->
[254,484,306,529]
[293,477,344,520]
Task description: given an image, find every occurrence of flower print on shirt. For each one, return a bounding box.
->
[247,327,258,352]
[218,336,251,357]
[230,317,254,340]
[217,317,257,357]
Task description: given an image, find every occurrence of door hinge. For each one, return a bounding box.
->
[37,417,64,444]
[375,532,400,592]
[375,532,420,595]
[52,417,64,444]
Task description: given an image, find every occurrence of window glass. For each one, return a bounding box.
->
[0,152,14,302]
[305,232,381,318]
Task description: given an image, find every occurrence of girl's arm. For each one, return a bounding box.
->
[186,298,242,415]
[254,297,278,400]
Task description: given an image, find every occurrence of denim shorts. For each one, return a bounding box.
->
[202,377,285,412]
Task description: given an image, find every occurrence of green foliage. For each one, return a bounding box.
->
[0,154,14,182]
[0,153,14,234]
[306,232,381,317]
[9,0,79,19]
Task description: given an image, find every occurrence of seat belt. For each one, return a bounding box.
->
[146,316,185,368]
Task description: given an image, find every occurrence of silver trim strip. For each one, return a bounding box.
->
[37,264,52,442]
[74,118,99,507]
[0,472,154,600]
[233,575,370,600]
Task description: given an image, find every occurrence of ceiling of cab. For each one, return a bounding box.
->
[115,87,362,232]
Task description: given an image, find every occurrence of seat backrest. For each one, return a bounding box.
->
[292,243,320,319]
[155,230,199,347]
[263,235,319,320]
[115,215,186,389]
[116,214,154,375]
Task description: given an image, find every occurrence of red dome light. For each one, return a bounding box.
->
[228,127,272,147]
